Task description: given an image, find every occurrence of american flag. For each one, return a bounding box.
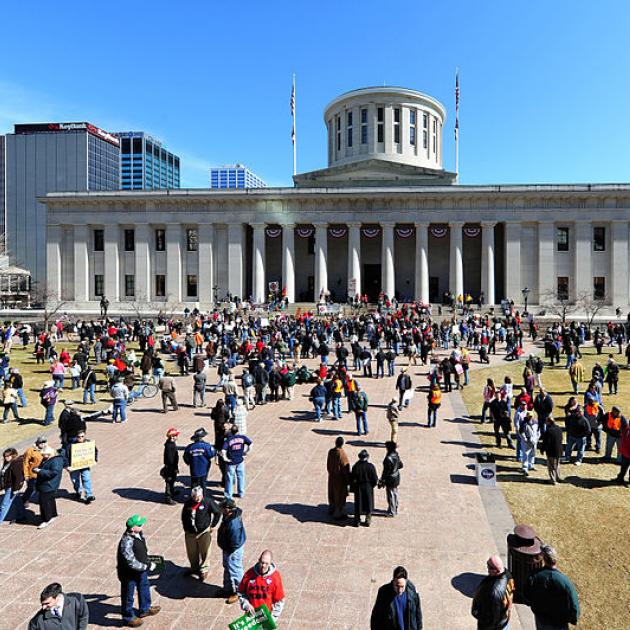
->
[290,82,296,144]
[455,70,460,141]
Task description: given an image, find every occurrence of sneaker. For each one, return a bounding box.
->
[86,496,96,503]
[225,594,239,605]
[37,521,50,529]
[125,619,143,628]
[574,461,582,466]
[138,606,160,618]
[522,469,529,476]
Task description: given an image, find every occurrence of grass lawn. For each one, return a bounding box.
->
[460,345,630,630]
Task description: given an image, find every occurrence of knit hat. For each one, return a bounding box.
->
[358,449,369,460]
[126,514,147,528]
[166,427,180,437]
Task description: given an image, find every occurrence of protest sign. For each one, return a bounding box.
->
[228,604,277,630]
[69,441,96,470]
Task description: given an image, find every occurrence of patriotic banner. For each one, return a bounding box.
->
[430,225,449,239]
[265,227,282,238]
[396,226,414,239]
[296,226,314,238]
[329,226,347,238]
[362,227,381,239]
[455,69,460,141]
[463,226,481,238]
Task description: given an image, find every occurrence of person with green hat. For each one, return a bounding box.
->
[116,514,160,627]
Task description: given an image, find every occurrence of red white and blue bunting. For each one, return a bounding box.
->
[430,225,449,238]
[463,225,481,238]
[296,226,314,238]
[395,226,414,239]
[329,226,348,238]
[362,227,381,239]
[265,227,282,238]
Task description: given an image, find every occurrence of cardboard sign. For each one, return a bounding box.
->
[229,604,277,630]
[69,441,96,470]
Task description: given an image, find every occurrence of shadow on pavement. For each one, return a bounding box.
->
[112,487,166,503]
[449,474,477,485]
[84,593,121,627]
[441,440,481,449]
[153,561,223,600]
[265,502,338,525]
[311,428,357,436]
[451,572,484,598]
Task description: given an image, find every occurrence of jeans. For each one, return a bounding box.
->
[70,468,93,498]
[355,411,368,435]
[515,434,524,462]
[564,435,586,463]
[193,389,206,407]
[0,487,26,522]
[481,401,491,423]
[222,546,244,594]
[83,383,96,404]
[225,462,245,499]
[120,571,151,623]
[43,405,55,426]
[225,394,236,416]
[332,397,342,419]
[427,406,438,427]
[113,398,127,422]
[312,397,325,420]
[605,434,621,462]
[376,363,384,378]
[588,426,602,452]
[3,402,20,422]
[522,445,536,471]
[53,374,65,389]
[17,388,27,407]
[387,362,395,377]
[71,376,80,389]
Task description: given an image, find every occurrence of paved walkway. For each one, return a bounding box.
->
[0,349,533,629]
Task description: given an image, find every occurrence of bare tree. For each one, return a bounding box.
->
[128,292,151,320]
[157,295,183,322]
[31,284,68,332]
[539,289,578,324]
[575,290,608,329]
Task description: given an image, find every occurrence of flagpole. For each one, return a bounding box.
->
[292,73,297,177]
[455,68,459,184]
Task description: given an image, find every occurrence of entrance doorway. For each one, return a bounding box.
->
[363,264,382,302]
[429,277,440,303]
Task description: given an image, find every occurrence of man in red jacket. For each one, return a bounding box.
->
[238,550,285,621]
[613,417,630,486]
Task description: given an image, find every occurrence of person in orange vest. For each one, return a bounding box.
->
[603,405,626,463]
[427,383,442,428]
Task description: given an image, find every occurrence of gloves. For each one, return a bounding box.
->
[149,562,156,571]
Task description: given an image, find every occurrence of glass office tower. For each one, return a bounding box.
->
[210,164,267,189]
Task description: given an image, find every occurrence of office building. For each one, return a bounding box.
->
[210,164,266,189]
[115,132,180,190]
[5,121,120,286]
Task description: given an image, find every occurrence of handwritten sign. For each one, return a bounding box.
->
[69,441,96,470]
[229,604,277,630]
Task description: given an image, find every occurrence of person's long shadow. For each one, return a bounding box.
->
[153,561,223,600]
[312,428,357,436]
[112,487,166,503]
[266,502,339,525]
[83,593,121,627]
[451,572,484,598]
[279,410,315,422]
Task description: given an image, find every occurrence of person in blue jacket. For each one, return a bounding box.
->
[217,499,246,604]
[183,428,216,495]
[33,445,65,529]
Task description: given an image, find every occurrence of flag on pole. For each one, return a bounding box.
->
[290,80,296,145]
[454,69,460,141]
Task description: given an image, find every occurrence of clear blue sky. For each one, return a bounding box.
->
[1,1,628,188]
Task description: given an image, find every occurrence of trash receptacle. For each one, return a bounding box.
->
[475,452,496,487]
[507,524,544,603]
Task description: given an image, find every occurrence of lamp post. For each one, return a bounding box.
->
[522,287,530,314]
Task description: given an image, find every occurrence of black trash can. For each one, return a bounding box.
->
[507,524,544,603]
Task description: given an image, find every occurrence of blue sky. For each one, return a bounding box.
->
[1,1,628,188]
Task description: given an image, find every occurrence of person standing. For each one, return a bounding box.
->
[9,367,27,408]
[351,450,379,527]
[238,550,286,622]
[181,486,221,582]
[2,382,21,423]
[64,431,97,503]
[116,515,161,627]
[82,365,97,405]
[602,405,625,463]
[326,436,350,520]
[489,392,514,449]
[541,417,564,485]
[370,565,423,630]
[0,448,26,524]
[396,368,413,410]
[352,383,369,436]
[110,379,129,424]
[162,427,180,505]
[40,380,58,426]
[233,398,248,435]
[520,413,540,476]
[159,374,178,413]
[378,442,403,517]
[183,428,216,495]
[33,446,64,529]
[28,582,89,630]
[22,436,46,506]
[386,398,400,443]
[241,368,256,410]
[524,546,580,630]
[471,555,514,630]
[192,369,207,408]
[222,425,253,500]
[217,499,246,605]
[427,383,442,428]
[310,378,327,422]
[613,415,630,486]
[564,406,590,466]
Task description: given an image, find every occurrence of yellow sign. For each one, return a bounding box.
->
[70,441,96,470]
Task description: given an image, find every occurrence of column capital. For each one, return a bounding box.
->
[250,222,267,230]
[281,222,296,230]
[347,222,362,229]
[449,220,465,228]
[380,221,396,228]
[414,221,429,229]
[481,221,497,229]
[313,222,328,229]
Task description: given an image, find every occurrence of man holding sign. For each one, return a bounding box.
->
[238,550,285,622]
[64,431,97,503]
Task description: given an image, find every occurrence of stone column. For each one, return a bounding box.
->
[481,222,496,305]
[449,221,464,298]
[73,224,89,303]
[252,223,266,303]
[314,223,328,298]
[414,222,429,303]
[574,221,592,300]
[166,224,182,302]
[104,224,120,301]
[198,223,214,306]
[504,221,522,302]
[537,221,555,302]
[227,223,244,299]
[347,223,361,298]
[282,223,295,303]
[381,222,395,298]
[611,220,629,306]
[134,223,151,303]
[47,225,62,299]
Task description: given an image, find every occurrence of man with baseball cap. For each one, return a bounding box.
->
[162,428,180,505]
[471,555,514,630]
[183,428,216,495]
[116,514,160,627]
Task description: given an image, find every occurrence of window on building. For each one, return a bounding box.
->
[155,274,166,297]
[187,274,198,298]
[557,227,569,251]
[125,275,135,297]
[432,119,437,153]
[186,228,198,251]
[346,111,353,148]
[133,138,142,155]
[409,109,416,146]
[94,274,104,297]
[393,107,401,144]
[336,115,341,151]
[124,229,135,252]
[593,277,606,300]
[155,229,165,251]
[308,234,315,255]
[360,108,368,144]
[377,107,384,143]
[93,229,104,251]
[557,276,569,300]
[593,226,606,251]
[422,112,428,149]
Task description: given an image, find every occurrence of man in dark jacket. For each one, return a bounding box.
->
[351,449,379,527]
[217,499,246,604]
[162,427,180,505]
[58,401,86,448]
[34,446,64,529]
[395,368,412,410]
[116,515,160,627]
[563,406,591,465]
[370,565,423,630]
[471,555,514,630]
[378,442,403,517]
[541,417,564,484]
[524,546,580,629]
[181,486,221,581]
[533,388,554,434]
[489,393,514,449]
[0,447,26,524]
[28,582,89,629]
[183,428,216,494]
